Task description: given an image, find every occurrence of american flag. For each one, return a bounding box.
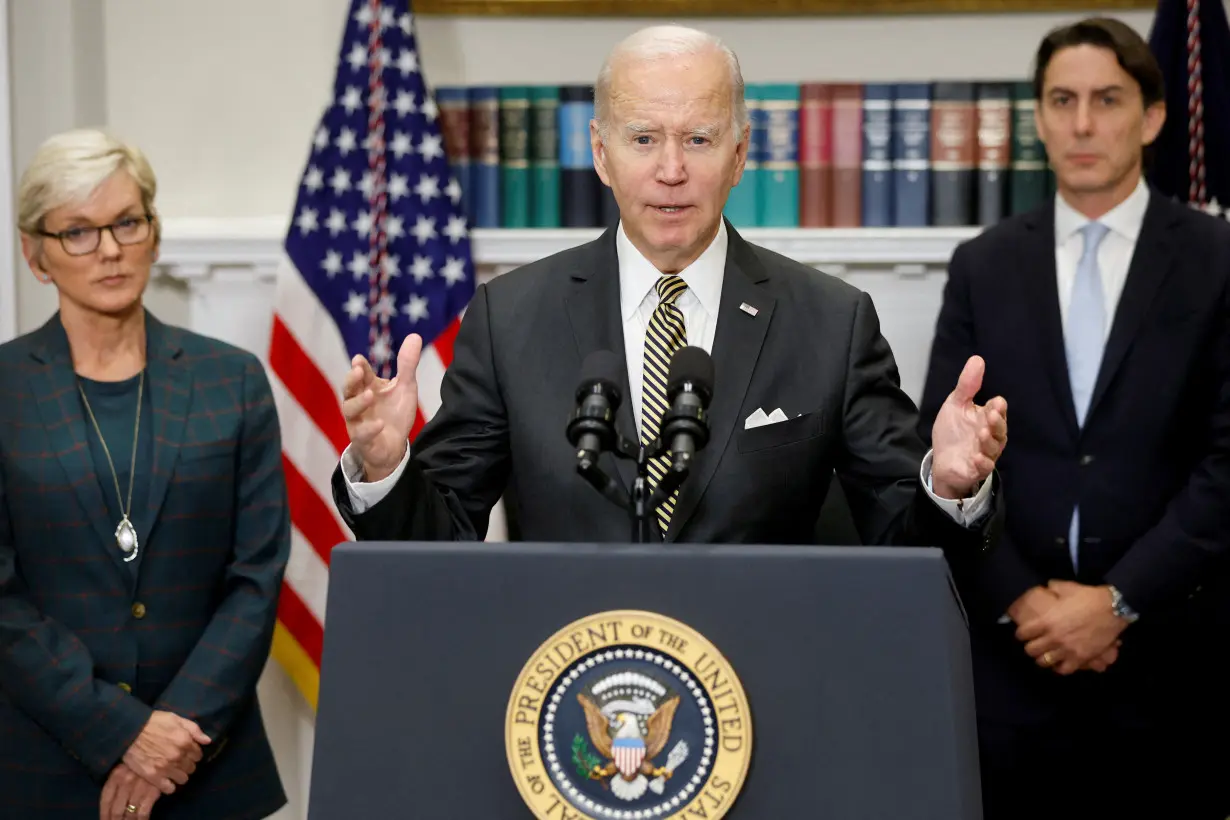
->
[1148,0,1230,219]
[266,0,474,708]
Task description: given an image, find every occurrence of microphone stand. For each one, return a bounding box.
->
[575,432,690,544]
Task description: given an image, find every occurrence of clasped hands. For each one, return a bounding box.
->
[927,359,1130,674]
[100,710,211,820]
[1009,580,1130,675]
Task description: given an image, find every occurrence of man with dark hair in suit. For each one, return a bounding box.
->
[332,26,1007,560]
[919,17,1230,820]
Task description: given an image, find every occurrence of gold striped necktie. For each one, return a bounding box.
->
[641,274,689,535]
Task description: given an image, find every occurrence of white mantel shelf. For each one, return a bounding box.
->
[156,217,981,278]
[151,216,967,410]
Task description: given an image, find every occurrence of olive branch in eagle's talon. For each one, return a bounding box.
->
[572,734,612,784]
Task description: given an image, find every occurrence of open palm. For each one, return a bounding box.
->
[341,334,423,481]
[930,355,1008,498]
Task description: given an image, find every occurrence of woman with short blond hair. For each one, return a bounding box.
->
[0,128,291,820]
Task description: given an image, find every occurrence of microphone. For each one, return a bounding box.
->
[566,350,623,471]
[660,346,714,473]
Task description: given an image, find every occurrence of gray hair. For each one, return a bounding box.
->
[594,25,749,145]
[17,128,160,245]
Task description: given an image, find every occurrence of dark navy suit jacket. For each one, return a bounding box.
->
[0,312,290,819]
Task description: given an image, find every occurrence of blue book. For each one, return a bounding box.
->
[861,84,894,227]
[559,85,600,227]
[892,83,932,227]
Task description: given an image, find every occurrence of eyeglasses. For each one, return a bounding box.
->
[37,214,155,257]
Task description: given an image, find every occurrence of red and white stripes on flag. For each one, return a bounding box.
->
[265,268,458,708]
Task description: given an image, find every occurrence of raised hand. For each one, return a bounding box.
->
[930,355,1008,498]
[341,334,423,482]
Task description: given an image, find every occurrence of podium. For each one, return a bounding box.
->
[307,542,981,819]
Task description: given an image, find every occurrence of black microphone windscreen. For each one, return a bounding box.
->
[667,346,714,397]
[579,350,623,393]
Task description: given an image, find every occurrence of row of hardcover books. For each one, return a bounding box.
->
[435,81,1057,231]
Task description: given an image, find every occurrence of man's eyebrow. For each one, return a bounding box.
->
[1048,84,1126,96]
[621,123,723,137]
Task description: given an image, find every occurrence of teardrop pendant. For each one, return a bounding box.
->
[116,516,139,562]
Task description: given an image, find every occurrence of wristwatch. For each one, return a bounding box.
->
[1108,585,1140,623]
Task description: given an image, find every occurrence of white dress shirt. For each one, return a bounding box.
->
[341,219,992,525]
[1054,176,1149,336]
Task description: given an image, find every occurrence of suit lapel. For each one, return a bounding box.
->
[666,229,775,542]
[138,313,191,543]
[564,228,639,496]
[27,316,132,581]
[1020,205,1081,438]
[1086,195,1178,422]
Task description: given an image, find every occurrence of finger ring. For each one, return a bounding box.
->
[126,806,138,814]
[1042,651,1056,667]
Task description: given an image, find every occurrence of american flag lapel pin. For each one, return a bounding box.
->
[739,302,759,317]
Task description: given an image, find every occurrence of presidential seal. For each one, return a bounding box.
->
[506,610,752,820]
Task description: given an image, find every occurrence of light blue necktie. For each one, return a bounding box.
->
[1064,221,1110,571]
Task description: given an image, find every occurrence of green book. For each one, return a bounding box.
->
[1009,81,1049,215]
[724,85,760,227]
[529,86,561,228]
[500,86,531,228]
[757,83,800,228]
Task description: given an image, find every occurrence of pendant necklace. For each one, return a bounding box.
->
[77,369,143,562]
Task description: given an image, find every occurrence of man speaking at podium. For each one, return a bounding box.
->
[331,26,1007,556]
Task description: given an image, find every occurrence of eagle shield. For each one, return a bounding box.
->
[612,736,646,779]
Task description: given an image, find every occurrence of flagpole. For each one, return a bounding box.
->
[1185,0,1207,205]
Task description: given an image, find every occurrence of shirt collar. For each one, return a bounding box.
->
[617,219,727,321]
[1054,175,1150,246]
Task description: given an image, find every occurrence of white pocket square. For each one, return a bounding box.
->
[744,407,790,429]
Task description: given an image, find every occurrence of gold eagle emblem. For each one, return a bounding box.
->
[576,692,685,802]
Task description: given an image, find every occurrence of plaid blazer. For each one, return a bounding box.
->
[0,311,291,819]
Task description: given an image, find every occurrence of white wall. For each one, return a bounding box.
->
[8,0,191,336]
[3,3,1179,818]
[9,0,101,333]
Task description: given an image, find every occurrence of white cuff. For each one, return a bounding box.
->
[920,449,993,527]
[340,442,410,513]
